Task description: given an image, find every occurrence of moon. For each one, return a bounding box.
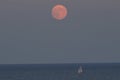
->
[52,4,68,20]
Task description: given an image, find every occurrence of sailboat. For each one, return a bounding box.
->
[78,66,83,74]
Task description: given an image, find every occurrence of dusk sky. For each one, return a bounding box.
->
[0,0,120,64]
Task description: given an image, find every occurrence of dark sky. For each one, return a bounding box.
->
[0,0,120,64]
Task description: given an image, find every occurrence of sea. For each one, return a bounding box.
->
[0,63,120,80]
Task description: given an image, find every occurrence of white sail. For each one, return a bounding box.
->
[78,66,83,74]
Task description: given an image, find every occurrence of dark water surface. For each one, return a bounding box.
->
[0,63,120,80]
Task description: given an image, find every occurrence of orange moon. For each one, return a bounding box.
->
[52,4,67,20]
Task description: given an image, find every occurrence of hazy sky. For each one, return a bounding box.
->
[0,0,120,64]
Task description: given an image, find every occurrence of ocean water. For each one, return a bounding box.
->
[0,63,120,80]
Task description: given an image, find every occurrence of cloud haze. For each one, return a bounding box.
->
[0,0,120,64]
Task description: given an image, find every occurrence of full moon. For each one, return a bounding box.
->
[52,4,68,20]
